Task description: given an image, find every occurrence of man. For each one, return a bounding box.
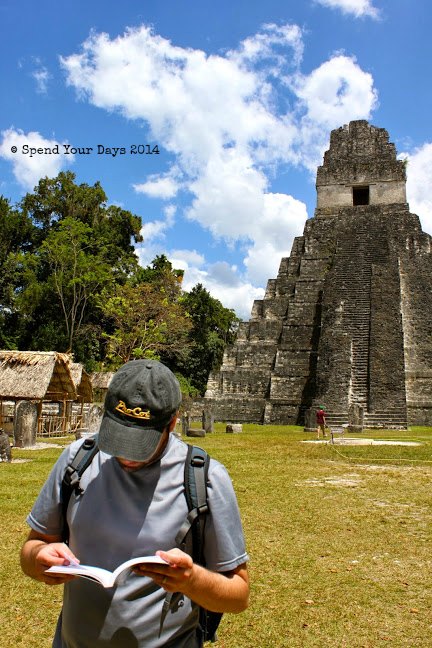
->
[316,405,327,439]
[20,359,249,647]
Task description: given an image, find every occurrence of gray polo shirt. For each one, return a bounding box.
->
[27,435,249,648]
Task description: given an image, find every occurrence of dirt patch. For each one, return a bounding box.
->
[297,474,362,488]
[303,438,422,446]
[13,442,67,450]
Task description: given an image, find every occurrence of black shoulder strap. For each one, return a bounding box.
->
[61,435,99,543]
[180,446,222,644]
[162,445,220,644]
[175,444,210,559]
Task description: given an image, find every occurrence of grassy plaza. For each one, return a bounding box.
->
[1,425,431,647]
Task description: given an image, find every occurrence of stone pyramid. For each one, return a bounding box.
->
[204,120,432,430]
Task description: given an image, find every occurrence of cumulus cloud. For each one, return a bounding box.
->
[293,55,378,172]
[187,150,267,240]
[168,249,267,318]
[170,249,205,268]
[244,193,308,285]
[295,56,377,128]
[402,144,432,236]
[170,253,264,319]
[314,0,380,19]
[138,204,177,266]
[0,128,73,190]
[59,22,378,314]
[133,170,181,199]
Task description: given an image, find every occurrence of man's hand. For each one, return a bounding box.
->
[134,548,249,613]
[20,530,79,585]
[132,548,193,592]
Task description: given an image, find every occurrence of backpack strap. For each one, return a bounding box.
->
[177,445,222,644]
[61,435,99,543]
[175,444,210,556]
[161,445,212,641]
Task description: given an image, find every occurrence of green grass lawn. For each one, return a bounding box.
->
[1,426,431,647]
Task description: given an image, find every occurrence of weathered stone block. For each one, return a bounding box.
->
[186,428,206,438]
[226,424,242,433]
[14,400,37,448]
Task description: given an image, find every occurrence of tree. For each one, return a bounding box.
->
[20,171,143,275]
[6,172,144,362]
[0,196,36,347]
[132,254,184,298]
[39,217,113,351]
[179,284,239,393]
[100,280,192,368]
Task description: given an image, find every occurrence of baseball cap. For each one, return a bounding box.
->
[98,359,182,461]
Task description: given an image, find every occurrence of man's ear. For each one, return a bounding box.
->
[168,413,179,432]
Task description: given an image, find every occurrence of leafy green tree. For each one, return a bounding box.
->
[4,172,143,362]
[132,254,184,299]
[100,279,192,368]
[179,284,239,393]
[0,196,36,347]
[21,171,143,275]
[38,217,113,351]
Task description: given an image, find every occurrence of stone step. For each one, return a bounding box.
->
[367,409,407,415]
[323,409,408,429]
[364,415,407,421]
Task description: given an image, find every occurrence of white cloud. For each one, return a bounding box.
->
[314,0,380,19]
[140,220,168,241]
[133,172,180,199]
[164,204,177,219]
[187,150,267,240]
[59,23,378,312]
[0,128,73,190]
[139,203,176,258]
[244,193,307,285]
[60,24,302,172]
[169,250,264,319]
[229,22,304,68]
[32,66,50,94]
[292,55,378,173]
[170,249,205,268]
[402,144,432,236]
[171,255,264,319]
[295,55,377,129]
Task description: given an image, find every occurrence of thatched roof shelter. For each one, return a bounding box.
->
[90,371,114,404]
[90,371,114,390]
[0,351,77,401]
[70,363,93,403]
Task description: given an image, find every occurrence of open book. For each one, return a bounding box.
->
[46,555,168,588]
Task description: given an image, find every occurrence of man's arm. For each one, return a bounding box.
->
[20,529,80,585]
[136,548,249,613]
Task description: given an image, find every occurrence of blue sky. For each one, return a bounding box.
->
[1,0,432,318]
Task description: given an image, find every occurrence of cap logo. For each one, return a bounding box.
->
[115,400,151,420]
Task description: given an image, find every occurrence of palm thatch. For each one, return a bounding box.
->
[90,371,114,404]
[0,351,77,401]
[90,372,114,390]
[70,363,93,403]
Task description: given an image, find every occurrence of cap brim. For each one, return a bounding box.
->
[98,414,163,461]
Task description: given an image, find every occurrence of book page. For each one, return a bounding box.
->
[46,555,168,588]
[46,563,115,587]
[111,555,168,581]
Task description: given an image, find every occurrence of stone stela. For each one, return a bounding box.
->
[204,120,432,431]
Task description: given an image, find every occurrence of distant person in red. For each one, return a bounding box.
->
[316,406,327,439]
